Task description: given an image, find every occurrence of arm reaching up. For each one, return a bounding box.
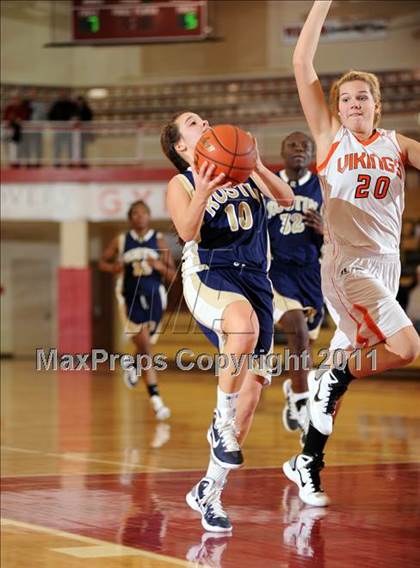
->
[251,136,294,206]
[293,1,339,154]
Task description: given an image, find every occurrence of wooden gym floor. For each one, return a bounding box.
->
[1,355,420,568]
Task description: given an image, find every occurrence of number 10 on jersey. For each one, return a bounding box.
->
[225,202,254,231]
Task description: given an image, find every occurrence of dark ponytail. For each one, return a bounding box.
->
[160,112,190,172]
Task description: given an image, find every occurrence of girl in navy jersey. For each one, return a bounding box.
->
[99,200,176,420]
[283,0,420,508]
[267,132,324,445]
[161,112,294,532]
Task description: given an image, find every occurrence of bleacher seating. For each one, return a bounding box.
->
[2,69,419,127]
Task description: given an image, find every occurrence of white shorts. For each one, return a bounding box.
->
[322,248,412,351]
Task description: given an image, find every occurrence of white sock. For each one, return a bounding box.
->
[206,457,230,488]
[217,387,239,420]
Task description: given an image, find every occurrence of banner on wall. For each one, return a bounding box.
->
[283,20,387,44]
[0,183,169,221]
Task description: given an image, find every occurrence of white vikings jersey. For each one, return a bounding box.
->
[318,127,406,255]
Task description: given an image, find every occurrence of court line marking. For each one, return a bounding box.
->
[1,518,199,567]
[50,545,149,558]
[0,446,173,472]
[1,471,131,478]
[2,445,419,479]
[2,461,419,480]
[3,443,420,468]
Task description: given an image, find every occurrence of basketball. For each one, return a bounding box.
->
[194,124,257,185]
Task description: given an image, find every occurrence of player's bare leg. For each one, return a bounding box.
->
[205,300,259,469]
[349,325,420,378]
[308,325,420,436]
[187,370,265,533]
[124,326,170,421]
[187,301,261,532]
[283,326,420,508]
[236,372,265,444]
[279,310,310,441]
[281,310,311,393]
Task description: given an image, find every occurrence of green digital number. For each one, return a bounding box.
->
[184,12,198,30]
[87,15,100,33]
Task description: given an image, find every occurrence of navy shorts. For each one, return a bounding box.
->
[270,260,324,335]
[117,281,167,342]
[183,265,274,383]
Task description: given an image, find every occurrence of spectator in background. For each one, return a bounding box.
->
[74,96,93,122]
[23,89,47,167]
[74,96,94,167]
[406,266,420,335]
[3,93,30,167]
[47,90,76,167]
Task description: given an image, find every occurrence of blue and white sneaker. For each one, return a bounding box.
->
[186,477,232,533]
[283,453,329,507]
[207,409,243,469]
[308,369,348,435]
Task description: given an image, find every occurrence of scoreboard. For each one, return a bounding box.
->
[73,0,209,44]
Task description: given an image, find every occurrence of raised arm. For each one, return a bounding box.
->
[293,1,338,146]
[248,136,294,206]
[397,133,420,170]
[252,164,294,206]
